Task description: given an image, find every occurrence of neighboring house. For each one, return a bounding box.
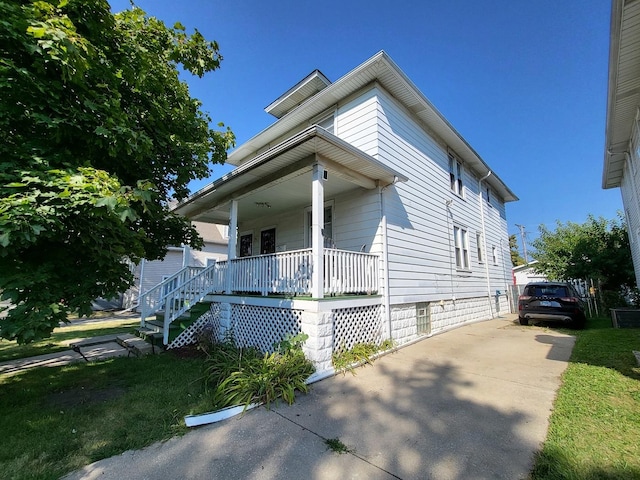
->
[157,51,517,373]
[122,222,228,310]
[603,0,640,288]
[512,261,547,287]
[509,261,548,310]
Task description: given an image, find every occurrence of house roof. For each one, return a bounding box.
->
[512,260,539,273]
[264,70,332,118]
[603,0,640,189]
[174,126,408,223]
[227,51,517,202]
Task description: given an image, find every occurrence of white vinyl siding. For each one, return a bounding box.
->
[373,86,511,304]
[621,123,640,285]
[238,189,381,259]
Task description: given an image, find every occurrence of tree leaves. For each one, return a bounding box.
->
[0,0,233,343]
[531,214,634,291]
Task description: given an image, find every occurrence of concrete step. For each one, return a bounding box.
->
[116,333,161,356]
[68,334,121,348]
[136,328,165,346]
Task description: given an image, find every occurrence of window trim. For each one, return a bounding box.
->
[476,232,484,263]
[453,225,470,271]
[448,152,464,197]
[239,231,253,257]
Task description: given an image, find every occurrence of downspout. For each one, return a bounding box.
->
[478,171,493,318]
[380,176,398,340]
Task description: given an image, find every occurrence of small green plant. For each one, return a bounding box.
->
[325,437,353,454]
[203,333,315,410]
[332,339,395,375]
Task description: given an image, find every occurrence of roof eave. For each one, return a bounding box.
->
[603,0,625,189]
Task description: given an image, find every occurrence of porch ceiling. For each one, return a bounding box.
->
[174,126,408,223]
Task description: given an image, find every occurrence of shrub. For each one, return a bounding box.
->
[332,339,395,375]
[203,333,315,410]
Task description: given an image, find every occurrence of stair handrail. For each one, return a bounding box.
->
[139,266,204,327]
[161,263,220,345]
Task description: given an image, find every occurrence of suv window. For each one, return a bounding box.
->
[525,285,570,297]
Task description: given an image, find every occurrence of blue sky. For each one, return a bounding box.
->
[110,0,618,249]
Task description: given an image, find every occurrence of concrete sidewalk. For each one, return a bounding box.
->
[0,313,142,376]
[64,315,575,480]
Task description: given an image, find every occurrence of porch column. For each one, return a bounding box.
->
[311,163,325,299]
[226,199,238,294]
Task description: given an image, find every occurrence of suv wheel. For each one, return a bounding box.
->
[519,317,529,326]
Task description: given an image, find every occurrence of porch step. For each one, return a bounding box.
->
[116,333,161,356]
[136,328,165,347]
[68,334,121,348]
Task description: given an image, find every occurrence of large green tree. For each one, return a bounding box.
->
[531,214,634,292]
[0,0,234,343]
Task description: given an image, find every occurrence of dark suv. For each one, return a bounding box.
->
[518,282,586,329]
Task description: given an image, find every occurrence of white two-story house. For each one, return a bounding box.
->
[146,51,517,374]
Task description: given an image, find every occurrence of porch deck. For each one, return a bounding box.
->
[139,248,380,344]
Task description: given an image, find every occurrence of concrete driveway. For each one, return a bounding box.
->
[65,315,575,480]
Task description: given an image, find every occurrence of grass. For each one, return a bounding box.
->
[0,318,139,362]
[531,316,640,479]
[325,437,353,454]
[332,339,395,375]
[3,314,639,479]
[0,353,214,480]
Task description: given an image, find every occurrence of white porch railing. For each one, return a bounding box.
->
[139,266,204,327]
[221,248,379,296]
[324,248,379,295]
[161,265,220,344]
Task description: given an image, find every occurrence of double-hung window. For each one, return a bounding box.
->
[476,232,484,263]
[449,153,464,196]
[454,226,470,270]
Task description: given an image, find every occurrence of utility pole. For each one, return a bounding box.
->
[515,224,529,264]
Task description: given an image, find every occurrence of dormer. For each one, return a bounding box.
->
[264,69,331,119]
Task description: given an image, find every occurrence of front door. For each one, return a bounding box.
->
[260,228,276,254]
[239,233,253,257]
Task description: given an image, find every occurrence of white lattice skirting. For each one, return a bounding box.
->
[231,304,304,353]
[333,305,382,353]
[168,303,222,349]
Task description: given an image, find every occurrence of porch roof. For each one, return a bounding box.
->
[174,126,408,223]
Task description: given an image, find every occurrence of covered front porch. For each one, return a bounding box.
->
[141,126,406,356]
[175,125,407,300]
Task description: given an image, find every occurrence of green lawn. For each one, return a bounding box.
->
[0,318,139,362]
[0,353,213,480]
[1,315,639,480]
[531,316,640,479]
